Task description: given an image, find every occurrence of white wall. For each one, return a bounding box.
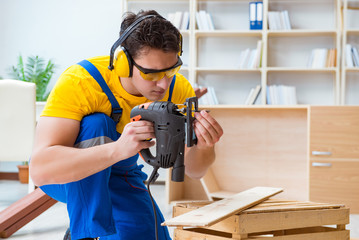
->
[0,0,124,171]
[0,0,124,91]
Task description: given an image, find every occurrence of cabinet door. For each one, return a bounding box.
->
[310,160,359,213]
[310,106,359,159]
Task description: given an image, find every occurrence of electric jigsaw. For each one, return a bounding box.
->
[130,97,199,183]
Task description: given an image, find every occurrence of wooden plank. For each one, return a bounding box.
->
[163,187,283,227]
[210,191,236,199]
[237,208,349,234]
[174,227,350,240]
[250,230,349,240]
[174,228,233,240]
[0,172,19,181]
[244,203,344,213]
[0,198,57,238]
[0,188,54,231]
[174,199,344,213]
[173,205,240,234]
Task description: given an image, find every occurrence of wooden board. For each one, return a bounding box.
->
[174,227,350,240]
[163,187,283,227]
[0,188,57,238]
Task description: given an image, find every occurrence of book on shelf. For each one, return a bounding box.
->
[194,85,218,105]
[347,9,359,29]
[238,40,262,69]
[266,85,297,105]
[307,48,336,68]
[345,44,359,67]
[249,1,263,30]
[244,85,262,105]
[167,11,189,30]
[196,10,215,31]
[268,10,292,30]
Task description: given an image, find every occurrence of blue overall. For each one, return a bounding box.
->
[40,60,174,240]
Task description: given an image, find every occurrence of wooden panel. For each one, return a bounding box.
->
[203,107,308,201]
[310,106,359,159]
[310,159,359,213]
[174,228,232,240]
[174,227,350,240]
[166,170,208,203]
[163,187,283,227]
[200,167,220,200]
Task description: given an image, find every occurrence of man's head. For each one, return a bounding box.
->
[111,10,183,101]
[120,10,182,60]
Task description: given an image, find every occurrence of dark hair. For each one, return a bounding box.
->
[120,10,181,59]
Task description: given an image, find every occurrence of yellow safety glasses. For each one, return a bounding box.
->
[132,57,183,81]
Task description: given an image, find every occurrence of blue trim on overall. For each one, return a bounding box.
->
[168,75,176,102]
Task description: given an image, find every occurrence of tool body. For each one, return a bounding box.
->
[130,97,198,182]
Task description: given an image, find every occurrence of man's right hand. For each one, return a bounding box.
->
[115,120,155,159]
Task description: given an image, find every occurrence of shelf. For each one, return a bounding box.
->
[125,0,343,105]
[180,30,190,36]
[200,105,310,110]
[195,67,261,73]
[346,29,359,34]
[268,29,338,37]
[345,67,359,72]
[267,67,338,73]
[195,30,262,37]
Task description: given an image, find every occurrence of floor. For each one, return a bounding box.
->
[1,180,359,239]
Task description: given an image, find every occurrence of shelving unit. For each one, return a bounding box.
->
[341,0,359,105]
[123,0,359,216]
[124,0,342,105]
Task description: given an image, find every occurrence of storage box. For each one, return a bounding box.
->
[171,199,350,239]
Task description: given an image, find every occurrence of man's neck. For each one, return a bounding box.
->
[119,77,142,97]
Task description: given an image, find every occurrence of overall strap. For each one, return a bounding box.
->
[78,59,122,123]
[167,75,176,102]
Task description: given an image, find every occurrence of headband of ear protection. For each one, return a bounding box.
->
[108,14,183,78]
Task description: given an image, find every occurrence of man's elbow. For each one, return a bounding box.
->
[185,167,208,180]
[29,156,47,187]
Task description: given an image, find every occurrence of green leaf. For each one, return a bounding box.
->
[9,55,56,101]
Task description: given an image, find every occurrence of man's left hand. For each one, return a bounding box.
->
[193,110,223,149]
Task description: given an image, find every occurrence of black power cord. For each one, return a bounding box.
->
[147,166,160,240]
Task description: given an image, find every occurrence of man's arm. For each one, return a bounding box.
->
[30,116,155,186]
[184,110,223,179]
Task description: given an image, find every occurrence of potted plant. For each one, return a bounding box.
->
[17,162,29,184]
[9,55,56,119]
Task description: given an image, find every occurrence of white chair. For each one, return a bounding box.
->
[0,79,36,193]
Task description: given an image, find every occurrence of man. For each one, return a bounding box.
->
[30,10,223,240]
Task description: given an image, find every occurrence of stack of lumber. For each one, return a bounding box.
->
[164,187,350,240]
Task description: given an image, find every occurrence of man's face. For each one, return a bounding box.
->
[128,48,179,101]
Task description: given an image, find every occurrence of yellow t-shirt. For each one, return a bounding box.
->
[42,56,195,133]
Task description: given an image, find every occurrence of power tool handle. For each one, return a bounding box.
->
[139,148,156,165]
